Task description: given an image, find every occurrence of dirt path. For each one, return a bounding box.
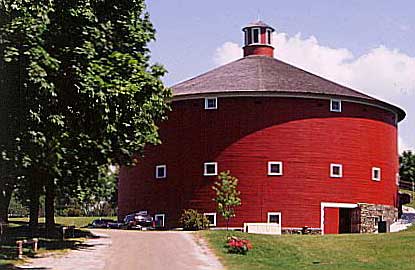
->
[19,230,223,270]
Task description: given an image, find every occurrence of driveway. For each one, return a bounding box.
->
[20,230,223,270]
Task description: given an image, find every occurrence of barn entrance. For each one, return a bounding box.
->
[321,203,359,234]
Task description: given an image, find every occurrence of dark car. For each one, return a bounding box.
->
[107,222,124,229]
[89,218,116,228]
[123,211,154,229]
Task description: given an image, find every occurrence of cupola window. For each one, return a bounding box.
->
[252,27,260,44]
[266,29,272,45]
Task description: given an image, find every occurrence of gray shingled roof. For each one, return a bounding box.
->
[172,55,405,120]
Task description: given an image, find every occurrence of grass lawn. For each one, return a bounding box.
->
[0,216,115,268]
[202,226,415,270]
[9,216,116,228]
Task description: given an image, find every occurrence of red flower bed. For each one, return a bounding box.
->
[226,236,253,254]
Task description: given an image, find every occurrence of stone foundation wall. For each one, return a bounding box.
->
[358,203,398,233]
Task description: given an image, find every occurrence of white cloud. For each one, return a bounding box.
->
[213,32,415,151]
[213,42,242,66]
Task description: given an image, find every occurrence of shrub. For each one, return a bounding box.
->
[64,207,82,217]
[179,209,210,231]
[226,236,253,255]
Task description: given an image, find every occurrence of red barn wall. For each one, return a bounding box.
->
[118,96,399,229]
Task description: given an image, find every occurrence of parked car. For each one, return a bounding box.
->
[89,218,116,228]
[123,211,154,229]
[107,221,124,229]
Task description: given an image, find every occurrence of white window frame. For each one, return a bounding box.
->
[155,164,167,179]
[154,213,165,227]
[268,161,283,176]
[251,27,261,44]
[267,212,281,224]
[244,29,249,45]
[204,212,217,226]
[204,97,217,110]
[330,99,342,112]
[204,162,218,176]
[330,163,343,178]
[372,167,381,181]
[266,29,272,44]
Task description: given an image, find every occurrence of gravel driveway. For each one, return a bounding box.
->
[20,229,223,270]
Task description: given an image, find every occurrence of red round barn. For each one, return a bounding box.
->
[118,20,405,234]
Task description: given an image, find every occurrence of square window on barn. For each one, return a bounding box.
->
[267,212,281,224]
[155,165,167,179]
[268,161,283,176]
[330,99,342,112]
[330,163,343,178]
[204,162,217,176]
[372,167,381,181]
[203,213,216,226]
[204,97,217,110]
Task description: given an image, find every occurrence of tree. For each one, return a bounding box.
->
[212,171,241,230]
[400,151,415,197]
[0,0,170,235]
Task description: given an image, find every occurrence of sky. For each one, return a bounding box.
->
[146,0,414,153]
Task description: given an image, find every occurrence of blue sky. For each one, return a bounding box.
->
[146,0,415,152]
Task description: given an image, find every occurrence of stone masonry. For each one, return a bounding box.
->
[358,203,398,233]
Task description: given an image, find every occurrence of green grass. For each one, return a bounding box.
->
[202,228,415,270]
[9,216,116,228]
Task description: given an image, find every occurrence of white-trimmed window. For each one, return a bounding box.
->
[330,163,343,178]
[330,99,342,112]
[154,213,165,227]
[266,29,272,44]
[204,97,217,110]
[204,213,217,226]
[204,162,217,176]
[372,167,381,181]
[155,165,167,179]
[267,212,281,224]
[268,161,283,176]
[251,27,261,44]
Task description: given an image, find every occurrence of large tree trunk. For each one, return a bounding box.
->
[45,178,56,237]
[0,183,12,223]
[29,173,42,236]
